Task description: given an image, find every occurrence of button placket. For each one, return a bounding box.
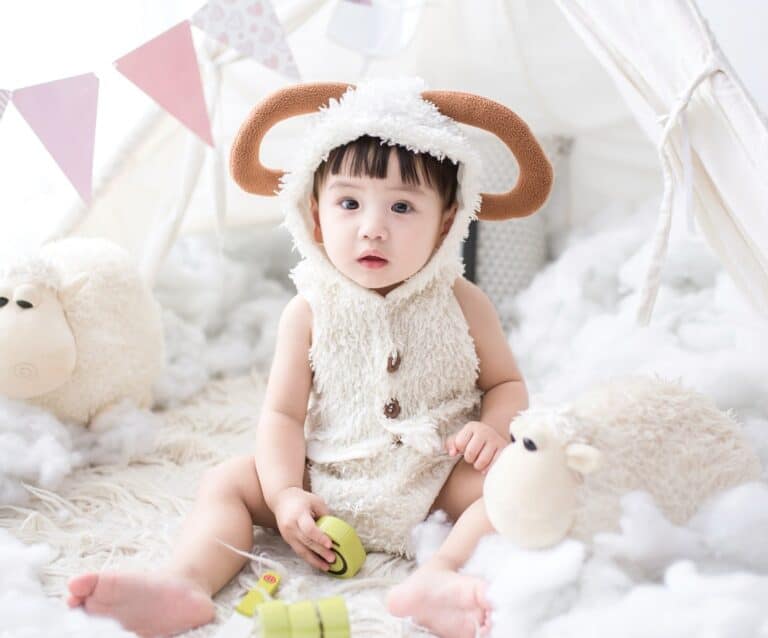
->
[383,304,402,447]
[383,398,401,419]
[387,349,401,373]
[384,302,401,373]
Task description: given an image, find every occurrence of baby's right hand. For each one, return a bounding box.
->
[271,487,336,571]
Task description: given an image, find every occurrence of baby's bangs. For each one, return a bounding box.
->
[314,135,459,207]
[328,135,427,186]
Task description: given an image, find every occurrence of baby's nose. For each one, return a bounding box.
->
[359,211,388,240]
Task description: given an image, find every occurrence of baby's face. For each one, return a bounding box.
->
[311,152,455,296]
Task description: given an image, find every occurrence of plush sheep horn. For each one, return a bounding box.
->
[566,443,603,475]
[422,90,554,220]
[230,82,351,196]
[231,83,554,220]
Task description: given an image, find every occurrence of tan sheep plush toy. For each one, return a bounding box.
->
[483,376,761,549]
[0,238,165,426]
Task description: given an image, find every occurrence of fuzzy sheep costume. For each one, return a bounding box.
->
[231,78,552,556]
[0,238,164,426]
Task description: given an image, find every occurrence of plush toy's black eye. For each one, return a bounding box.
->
[523,438,537,451]
[509,432,516,443]
[0,297,7,307]
[16,300,33,309]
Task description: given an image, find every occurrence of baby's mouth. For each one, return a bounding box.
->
[358,256,388,268]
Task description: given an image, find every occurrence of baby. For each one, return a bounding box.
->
[66,79,552,638]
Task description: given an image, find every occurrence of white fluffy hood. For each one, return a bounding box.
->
[278,77,483,303]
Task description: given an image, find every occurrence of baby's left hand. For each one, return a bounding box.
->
[446,421,508,474]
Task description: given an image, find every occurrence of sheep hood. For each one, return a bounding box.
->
[277,77,482,302]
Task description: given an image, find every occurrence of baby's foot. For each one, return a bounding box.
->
[67,571,215,637]
[387,565,492,638]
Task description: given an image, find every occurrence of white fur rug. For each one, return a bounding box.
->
[0,373,431,637]
[3,348,768,638]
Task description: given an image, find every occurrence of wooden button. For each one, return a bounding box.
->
[387,350,401,373]
[383,399,401,419]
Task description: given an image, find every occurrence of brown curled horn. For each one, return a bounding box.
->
[230,82,351,195]
[231,83,553,220]
[422,90,554,220]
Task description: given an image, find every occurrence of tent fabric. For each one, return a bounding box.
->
[67,0,660,263]
[57,0,766,322]
[556,0,768,320]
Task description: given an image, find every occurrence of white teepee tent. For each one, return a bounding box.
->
[39,0,766,324]
[556,0,768,322]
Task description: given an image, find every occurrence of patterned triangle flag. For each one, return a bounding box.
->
[193,0,300,80]
[0,89,10,122]
[12,74,99,203]
[115,20,213,146]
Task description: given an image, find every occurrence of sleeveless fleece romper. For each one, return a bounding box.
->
[290,256,482,558]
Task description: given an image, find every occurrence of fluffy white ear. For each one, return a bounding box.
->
[565,443,602,475]
[62,273,89,297]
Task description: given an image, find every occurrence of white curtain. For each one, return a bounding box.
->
[556,0,768,321]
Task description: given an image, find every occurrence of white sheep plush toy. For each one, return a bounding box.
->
[483,376,761,549]
[0,237,165,426]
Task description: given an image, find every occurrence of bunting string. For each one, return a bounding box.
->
[0,0,298,204]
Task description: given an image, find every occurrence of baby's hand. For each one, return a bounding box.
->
[446,421,508,474]
[271,487,336,571]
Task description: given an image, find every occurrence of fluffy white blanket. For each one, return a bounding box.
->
[0,374,432,637]
[5,372,768,638]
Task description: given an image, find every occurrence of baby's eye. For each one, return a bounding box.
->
[340,198,359,210]
[391,201,412,214]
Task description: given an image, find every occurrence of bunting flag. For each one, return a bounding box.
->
[192,0,300,80]
[115,20,213,146]
[5,6,301,200]
[12,74,99,203]
[0,89,10,122]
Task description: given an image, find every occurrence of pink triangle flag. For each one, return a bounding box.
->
[0,89,10,122]
[115,20,213,146]
[193,0,300,80]
[12,74,99,203]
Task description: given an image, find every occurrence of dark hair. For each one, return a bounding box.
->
[312,135,459,209]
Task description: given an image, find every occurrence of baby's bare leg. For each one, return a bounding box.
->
[67,455,281,637]
[167,456,279,594]
[388,462,495,638]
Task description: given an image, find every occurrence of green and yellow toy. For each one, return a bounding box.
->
[214,571,282,638]
[257,597,350,638]
[315,516,366,579]
[216,516,362,637]
[218,571,351,638]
